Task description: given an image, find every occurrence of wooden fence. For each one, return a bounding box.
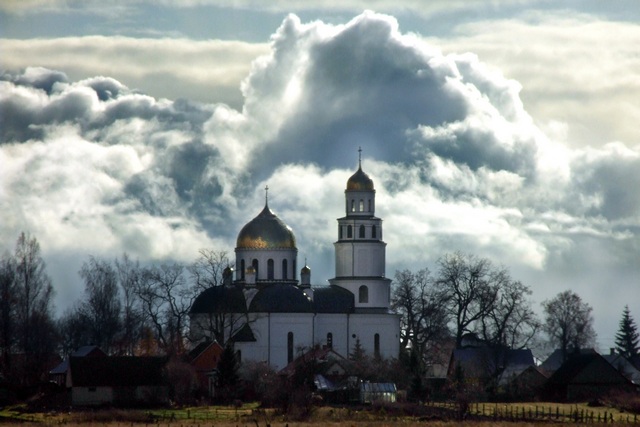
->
[424,401,640,424]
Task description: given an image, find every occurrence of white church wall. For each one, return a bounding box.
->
[314,313,350,357]
[268,313,314,370]
[349,313,400,359]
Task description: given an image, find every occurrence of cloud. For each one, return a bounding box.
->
[0,37,269,108]
[426,11,640,148]
[1,11,639,346]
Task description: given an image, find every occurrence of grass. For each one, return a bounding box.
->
[1,401,638,425]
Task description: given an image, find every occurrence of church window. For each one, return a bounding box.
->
[293,259,297,279]
[252,259,259,277]
[374,333,380,358]
[359,225,365,238]
[351,200,355,212]
[240,260,245,280]
[327,333,333,348]
[282,259,288,280]
[359,199,364,211]
[339,225,343,239]
[268,259,274,280]
[359,285,369,303]
[347,225,353,238]
[368,199,372,212]
[287,332,294,364]
[372,225,377,239]
[236,350,242,363]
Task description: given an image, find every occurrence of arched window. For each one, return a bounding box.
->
[240,259,245,280]
[282,259,288,280]
[368,199,372,212]
[327,333,333,348]
[293,259,297,279]
[267,259,274,280]
[371,225,377,239]
[339,225,343,239]
[347,225,353,238]
[359,224,365,238]
[351,200,355,212]
[374,333,380,358]
[252,259,259,277]
[287,332,294,364]
[359,199,364,211]
[359,285,369,303]
[236,350,242,363]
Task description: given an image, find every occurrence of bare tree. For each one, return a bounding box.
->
[9,232,57,385]
[136,262,196,356]
[542,290,596,361]
[479,275,540,349]
[115,253,143,355]
[0,255,17,379]
[435,252,498,348]
[79,257,122,354]
[189,249,230,292]
[188,249,248,346]
[392,268,449,361]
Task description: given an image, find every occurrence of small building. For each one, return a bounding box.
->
[361,382,397,403]
[499,365,549,400]
[539,348,597,374]
[49,345,106,386]
[67,356,169,406]
[602,350,640,386]
[188,340,224,397]
[448,347,534,388]
[543,352,635,401]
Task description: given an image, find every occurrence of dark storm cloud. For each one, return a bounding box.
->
[1,66,69,94]
[569,144,640,221]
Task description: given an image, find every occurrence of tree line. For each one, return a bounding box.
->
[0,232,231,389]
[1,232,638,395]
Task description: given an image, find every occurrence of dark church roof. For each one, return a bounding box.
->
[190,285,247,314]
[313,286,355,313]
[249,284,313,313]
[231,324,257,342]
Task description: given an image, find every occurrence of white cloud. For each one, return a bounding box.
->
[1,11,639,346]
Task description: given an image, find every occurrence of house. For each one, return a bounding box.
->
[498,364,549,400]
[279,346,351,382]
[49,345,106,386]
[539,348,597,374]
[67,356,169,406]
[602,350,640,386]
[188,340,224,397]
[543,352,635,401]
[448,346,534,390]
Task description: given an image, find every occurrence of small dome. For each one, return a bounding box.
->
[346,166,374,191]
[301,265,311,274]
[236,204,296,249]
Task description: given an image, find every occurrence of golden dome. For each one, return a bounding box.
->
[346,166,374,191]
[236,204,297,249]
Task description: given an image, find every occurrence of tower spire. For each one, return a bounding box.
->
[358,146,362,169]
[265,185,269,206]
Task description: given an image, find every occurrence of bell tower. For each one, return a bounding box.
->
[329,149,391,308]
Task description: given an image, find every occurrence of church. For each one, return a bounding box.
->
[190,155,400,370]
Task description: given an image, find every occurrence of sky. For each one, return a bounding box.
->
[1,0,639,355]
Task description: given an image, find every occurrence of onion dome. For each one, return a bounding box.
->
[190,286,247,314]
[301,265,311,274]
[249,284,313,313]
[346,166,374,191]
[236,204,296,249]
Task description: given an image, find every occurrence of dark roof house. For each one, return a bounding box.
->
[68,356,169,406]
[543,352,635,401]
